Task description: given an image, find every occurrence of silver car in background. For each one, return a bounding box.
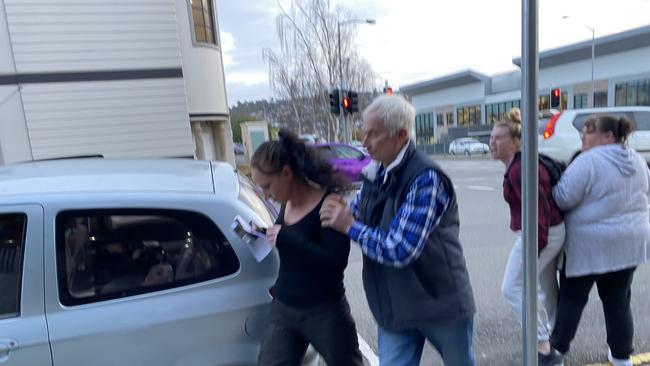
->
[0,158,319,366]
[448,137,489,155]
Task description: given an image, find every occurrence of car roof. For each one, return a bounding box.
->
[0,158,236,196]
[562,106,650,116]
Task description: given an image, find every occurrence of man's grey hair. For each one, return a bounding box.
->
[363,95,416,138]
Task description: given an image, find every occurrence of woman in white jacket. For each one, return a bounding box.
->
[550,115,650,366]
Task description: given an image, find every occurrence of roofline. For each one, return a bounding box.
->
[512,24,650,68]
[400,69,490,95]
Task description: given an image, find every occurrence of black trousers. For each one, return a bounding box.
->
[551,266,636,359]
[257,296,363,366]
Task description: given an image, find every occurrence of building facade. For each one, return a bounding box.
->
[0,0,233,165]
[401,25,650,146]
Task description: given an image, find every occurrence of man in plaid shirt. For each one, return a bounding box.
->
[321,95,476,366]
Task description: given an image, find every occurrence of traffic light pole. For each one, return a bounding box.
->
[337,21,347,143]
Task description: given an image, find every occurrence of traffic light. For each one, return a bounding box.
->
[383,86,393,95]
[550,88,561,108]
[342,94,351,113]
[329,89,340,115]
[348,91,359,113]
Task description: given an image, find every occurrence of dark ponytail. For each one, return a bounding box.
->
[250,129,351,193]
[584,114,635,145]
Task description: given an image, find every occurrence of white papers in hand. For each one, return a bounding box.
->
[231,215,273,262]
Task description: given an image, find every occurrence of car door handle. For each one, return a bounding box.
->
[0,339,18,354]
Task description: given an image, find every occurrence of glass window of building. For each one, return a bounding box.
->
[574,94,588,109]
[486,99,521,124]
[616,79,650,106]
[446,112,454,126]
[190,0,216,44]
[436,113,444,127]
[539,96,549,110]
[457,105,481,126]
[594,91,608,107]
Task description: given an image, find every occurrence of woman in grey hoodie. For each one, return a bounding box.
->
[550,115,650,366]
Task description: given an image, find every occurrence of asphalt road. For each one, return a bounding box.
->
[343,157,650,366]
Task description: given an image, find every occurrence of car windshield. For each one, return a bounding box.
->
[237,173,276,226]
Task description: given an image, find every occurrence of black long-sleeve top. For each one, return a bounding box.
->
[272,193,351,308]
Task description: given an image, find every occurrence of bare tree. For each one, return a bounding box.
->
[263,0,379,141]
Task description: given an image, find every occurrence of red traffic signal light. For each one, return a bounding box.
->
[550,88,561,108]
[342,97,351,109]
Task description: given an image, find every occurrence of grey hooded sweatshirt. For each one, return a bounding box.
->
[553,144,650,277]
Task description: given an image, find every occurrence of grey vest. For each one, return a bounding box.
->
[358,143,476,331]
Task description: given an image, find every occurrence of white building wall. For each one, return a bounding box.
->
[20,79,193,159]
[4,0,182,72]
[410,83,485,111]
[0,0,195,162]
[539,46,650,90]
[0,0,32,163]
[175,0,228,115]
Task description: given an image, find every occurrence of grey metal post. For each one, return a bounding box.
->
[337,20,345,143]
[522,0,539,364]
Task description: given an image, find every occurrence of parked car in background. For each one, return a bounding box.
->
[448,137,489,155]
[0,158,319,366]
[314,143,371,182]
[538,106,650,163]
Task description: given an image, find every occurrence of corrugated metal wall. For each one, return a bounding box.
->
[3,0,193,159]
[5,0,181,72]
[20,79,192,159]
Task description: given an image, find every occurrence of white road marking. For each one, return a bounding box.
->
[467,185,495,191]
[357,333,380,366]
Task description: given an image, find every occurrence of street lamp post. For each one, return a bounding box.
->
[562,16,595,107]
[337,18,375,143]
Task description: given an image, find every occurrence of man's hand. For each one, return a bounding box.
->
[320,195,355,234]
[265,224,281,247]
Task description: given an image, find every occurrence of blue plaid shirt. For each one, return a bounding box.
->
[348,168,451,268]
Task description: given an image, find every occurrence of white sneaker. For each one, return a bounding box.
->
[608,348,633,366]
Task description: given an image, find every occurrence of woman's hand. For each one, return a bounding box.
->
[266,224,282,247]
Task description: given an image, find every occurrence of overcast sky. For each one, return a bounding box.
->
[216,0,650,106]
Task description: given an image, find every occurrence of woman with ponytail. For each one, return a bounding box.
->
[549,115,649,366]
[250,129,362,365]
[489,108,565,366]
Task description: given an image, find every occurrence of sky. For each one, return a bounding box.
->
[216,0,650,107]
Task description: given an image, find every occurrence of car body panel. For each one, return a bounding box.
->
[0,159,323,366]
[538,107,650,164]
[0,205,52,366]
[314,144,370,182]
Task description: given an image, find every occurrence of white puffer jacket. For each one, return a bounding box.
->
[553,144,650,277]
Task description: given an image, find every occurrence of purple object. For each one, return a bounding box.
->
[314,143,371,182]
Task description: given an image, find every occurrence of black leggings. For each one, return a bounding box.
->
[551,266,636,359]
[257,296,363,366]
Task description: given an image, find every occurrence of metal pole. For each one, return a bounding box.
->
[590,27,595,107]
[335,20,345,141]
[337,21,345,143]
[522,0,539,364]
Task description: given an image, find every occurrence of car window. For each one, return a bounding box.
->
[238,173,277,225]
[631,112,650,131]
[332,146,364,159]
[572,112,629,131]
[56,209,240,306]
[0,214,26,319]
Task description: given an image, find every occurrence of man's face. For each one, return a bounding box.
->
[361,109,407,165]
